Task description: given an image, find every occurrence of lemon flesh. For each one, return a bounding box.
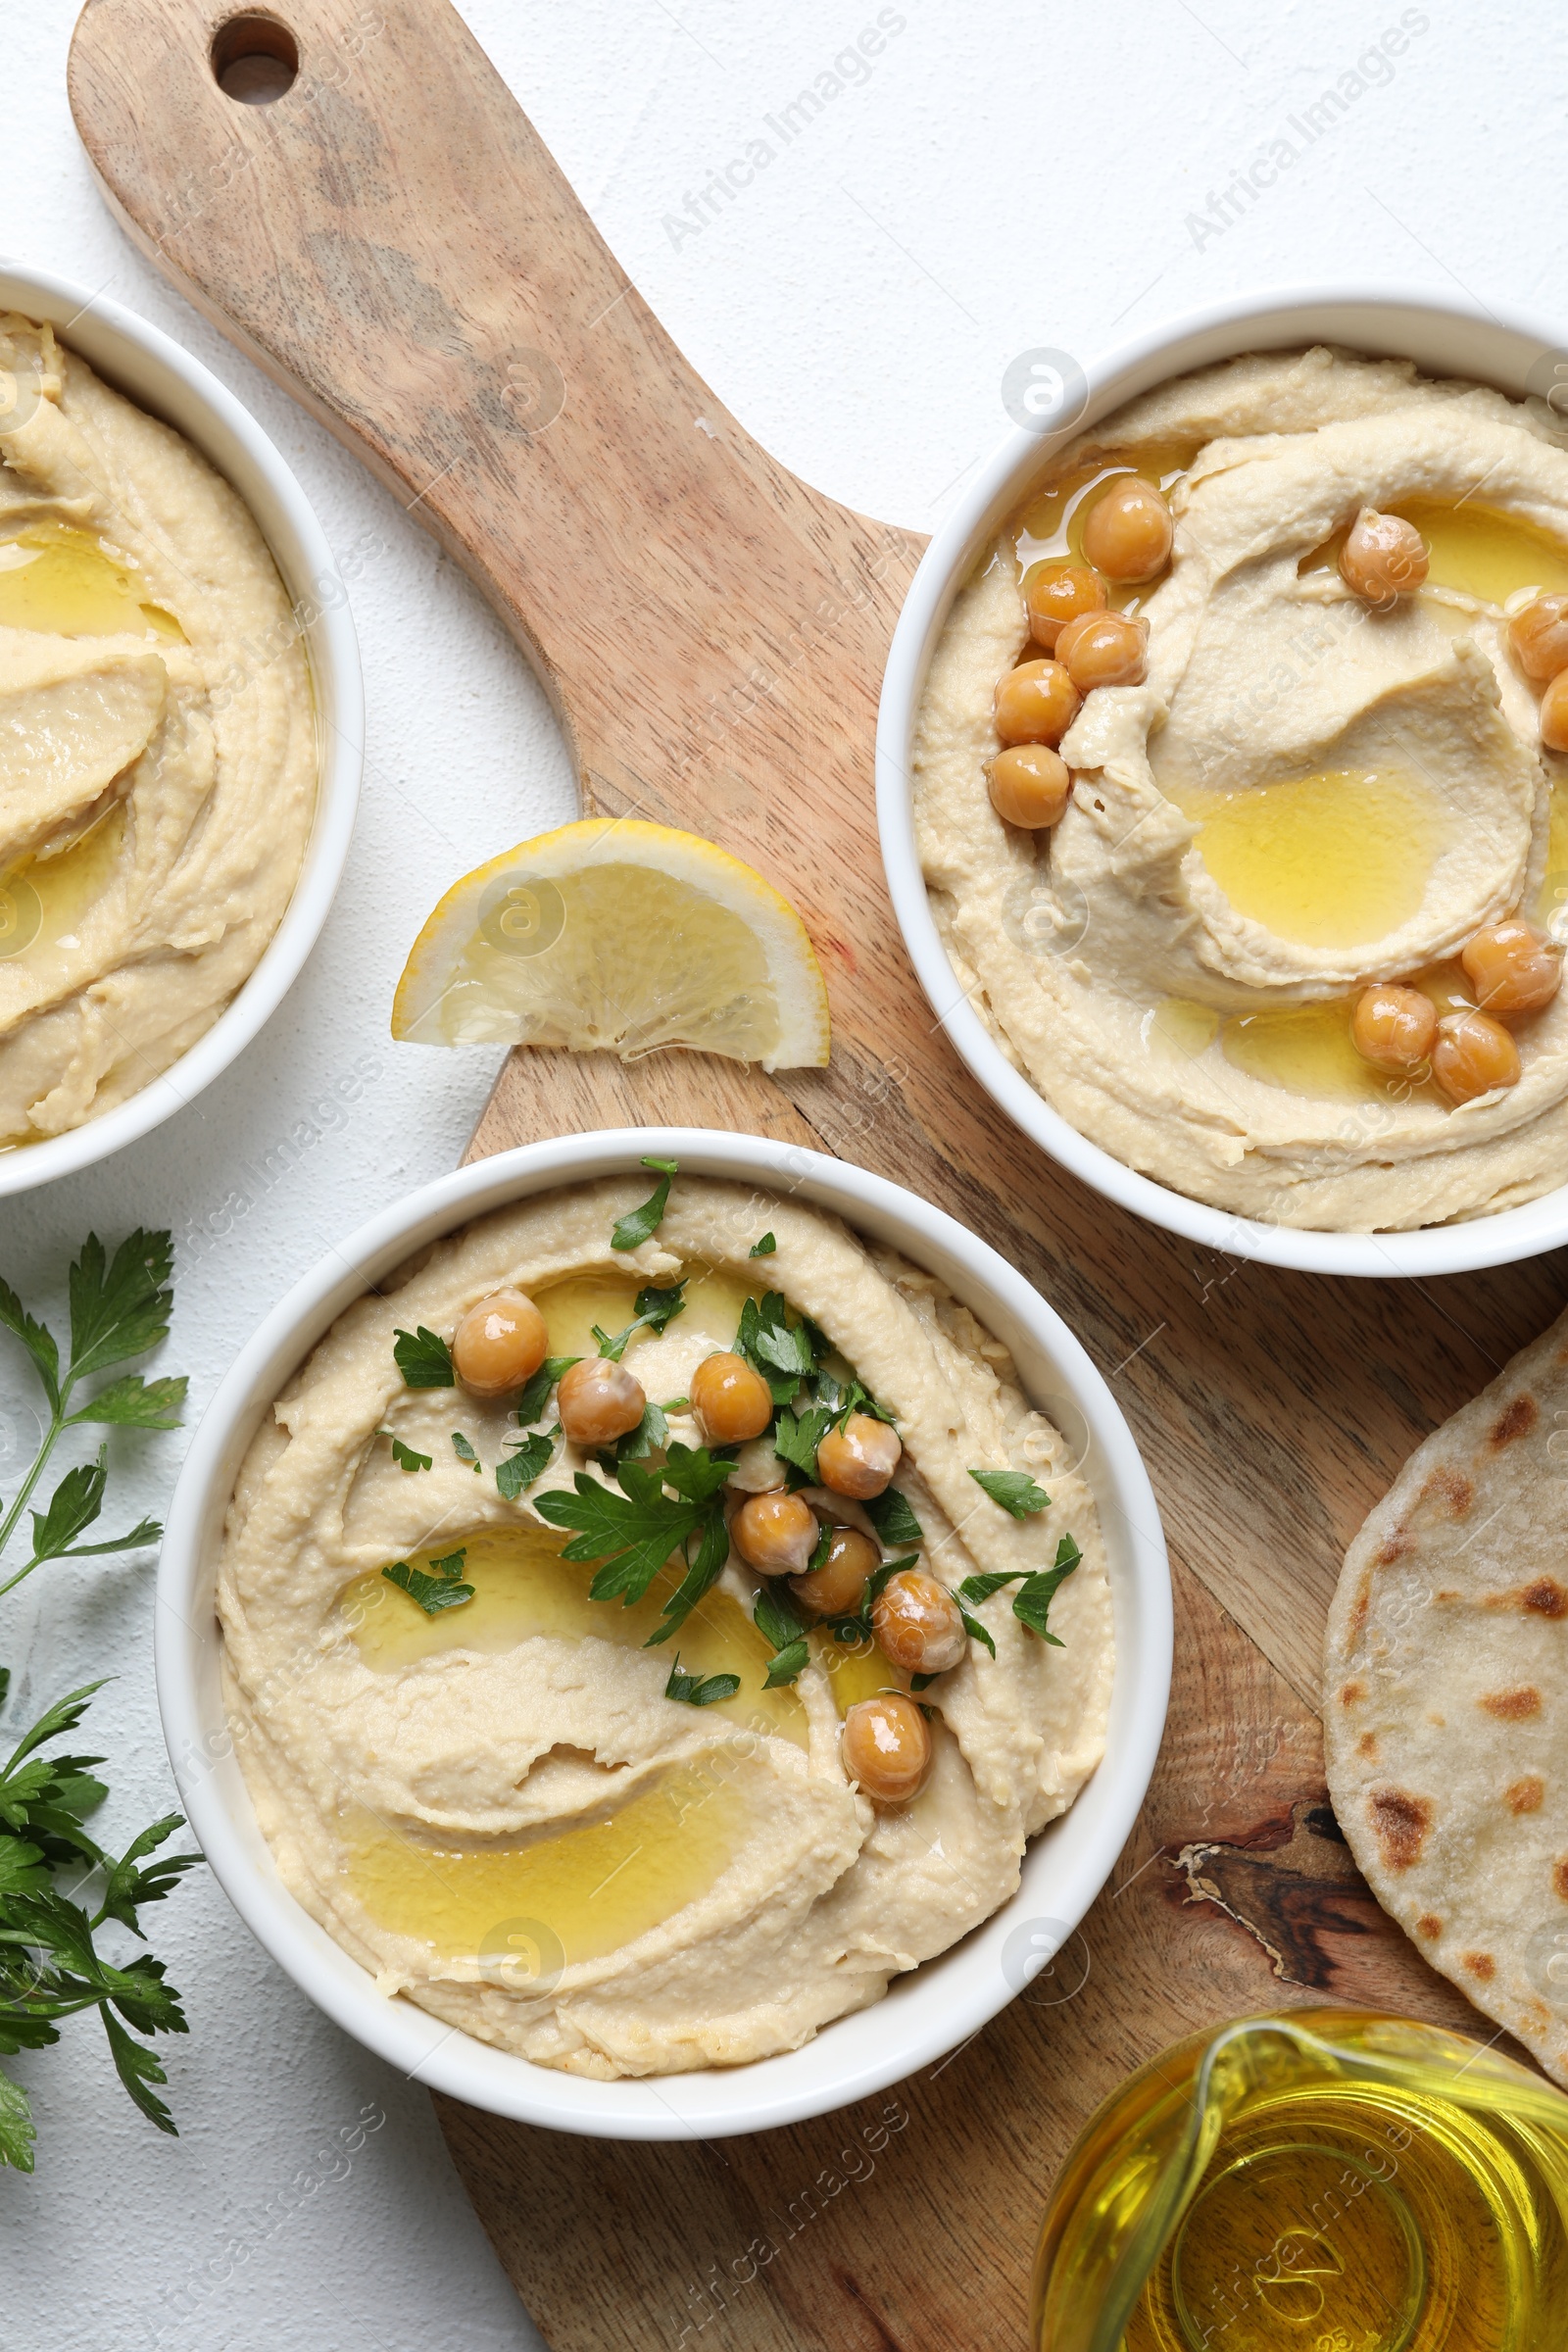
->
[392,819,830,1070]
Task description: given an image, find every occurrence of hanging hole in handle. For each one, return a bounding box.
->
[212,13,300,105]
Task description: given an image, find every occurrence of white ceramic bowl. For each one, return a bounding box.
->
[878,285,1568,1278]
[0,263,362,1196]
[158,1129,1170,2140]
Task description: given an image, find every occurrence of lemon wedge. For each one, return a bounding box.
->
[392,818,830,1070]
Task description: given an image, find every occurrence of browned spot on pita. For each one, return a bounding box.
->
[1523,1578,1568,1619]
[1375,1530,1410,1567]
[1435,1591,1462,1603]
[1416,1913,1443,1940]
[1340,1679,1364,1707]
[1490,1393,1539,1448]
[1358,1733,1378,1760]
[1481,1687,1542,1721]
[1349,1567,1373,1642]
[1554,1859,1568,1902]
[1507,1776,1545,1815]
[1462,1950,1496,1982]
[1419,1466,1473,1518]
[1524,1997,1552,2031]
[1368,1788,1432,1871]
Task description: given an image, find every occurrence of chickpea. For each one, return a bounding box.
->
[1431,1009,1521,1104]
[790,1525,878,1619]
[1541,670,1568,754]
[452,1288,549,1397]
[732,1489,817,1576]
[989,744,1071,830]
[1507,593,1568,683]
[872,1570,967,1677]
[816,1414,902,1500]
[557,1356,646,1446]
[1339,509,1429,603]
[1351,984,1437,1072]
[1055,610,1148,691]
[841,1692,933,1807]
[1026,562,1106,651]
[689,1350,774,1446]
[1460,919,1562,1019]
[1081,477,1173,584]
[994,659,1081,748]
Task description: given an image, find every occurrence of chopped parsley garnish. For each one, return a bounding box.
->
[664,1656,741,1707]
[451,1432,480,1472]
[968,1468,1051,1519]
[593,1280,688,1362]
[735,1292,815,1406]
[752,1585,809,1688]
[381,1547,473,1614]
[514,1357,579,1428]
[612,1157,679,1251]
[497,1429,555,1498]
[617,1401,669,1461]
[863,1487,922,1546]
[771,1404,834,1482]
[956,1535,1082,1646]
[813,1366,892,1430]
[393,1325,454,1390]
[749,1233,777,1257]
[378,1431,432,1474]
[534,1444,733,1644]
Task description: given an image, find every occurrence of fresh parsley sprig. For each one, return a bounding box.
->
[612,1157,679,1251]
[382,1548,474,1615]
[956,1535,1083,1647]
[0,1233,186,1601]
[534,1444,734,1645]
[392,1325,454,1390]
[592,1280,687,1362]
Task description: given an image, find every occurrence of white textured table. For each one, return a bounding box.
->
[0,3,1549,2345]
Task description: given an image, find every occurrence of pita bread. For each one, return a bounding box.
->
[1325,1308,1568,2084]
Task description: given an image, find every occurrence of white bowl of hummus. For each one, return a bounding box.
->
[158,1130,1170,2138]
[0,264,360,1192]
[880,287,1568,1276]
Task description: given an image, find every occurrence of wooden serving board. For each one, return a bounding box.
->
[68,7,1568,2346]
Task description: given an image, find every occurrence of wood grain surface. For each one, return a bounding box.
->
[67,6,1568,2346]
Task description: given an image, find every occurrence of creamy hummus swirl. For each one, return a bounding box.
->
[915,347,1568,1230]
[0,315,315,1146]
[219,1176,1112,2080]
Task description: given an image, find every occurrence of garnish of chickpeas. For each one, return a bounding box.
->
[1431,1009,1521,1104]
[1081,477,1173,584]
[689,1350,773,1446]
[816,1414,902,1500]
[1351,983,1437,1073]
[557,1356,646,1446]
[872,1570,967,1677]
[841,1691,933,1807]
[732,1489,818,1576]
[1460,919,1563,1019]
[1026,562,1107,651]
[1541,671,1568,754]
[989,743,1071,830]
[1339,509,1429,603]
[1054,610,1148,692]
[994,658,1081,748]
[451,1288,549,1397]
[1507,593,1568,682]
[790,1524,877,1619]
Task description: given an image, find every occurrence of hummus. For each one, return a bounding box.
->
[915,346,1568,1229]
[219,1174,1112,2079]
[0,315,315,1146]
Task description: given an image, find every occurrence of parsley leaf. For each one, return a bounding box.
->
[66,1231,175,1385]
[752,1586,810,1688]
[968,1468,1052,1518]
[497,1430,554,1498]
[617,1401,669,1461]
[65,1373,187,1430]
[514,1358,578,1427]
[736,1293,815,1406]
[379,1431,432,1474]
[956,1599,996,1659]
[956,1536,1082,1646]
[393,1325,455,1390]
[382,1549,474,1614]
[536,1469,700,1604]
[0,1276,60,1412]
[749,1233,776,1256]
[772,1405,832,1481]
[863,1487,922,1546]
[451,1432,481,1472]
[659,1443,736,1506]
[663,1656,741,1707]
[612,1157,679,1251]
[594,1279,688,1361]
[27,1453,159,1567]
[645,1506,729,1647]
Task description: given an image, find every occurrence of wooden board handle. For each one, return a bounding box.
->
[68,0,911,818]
